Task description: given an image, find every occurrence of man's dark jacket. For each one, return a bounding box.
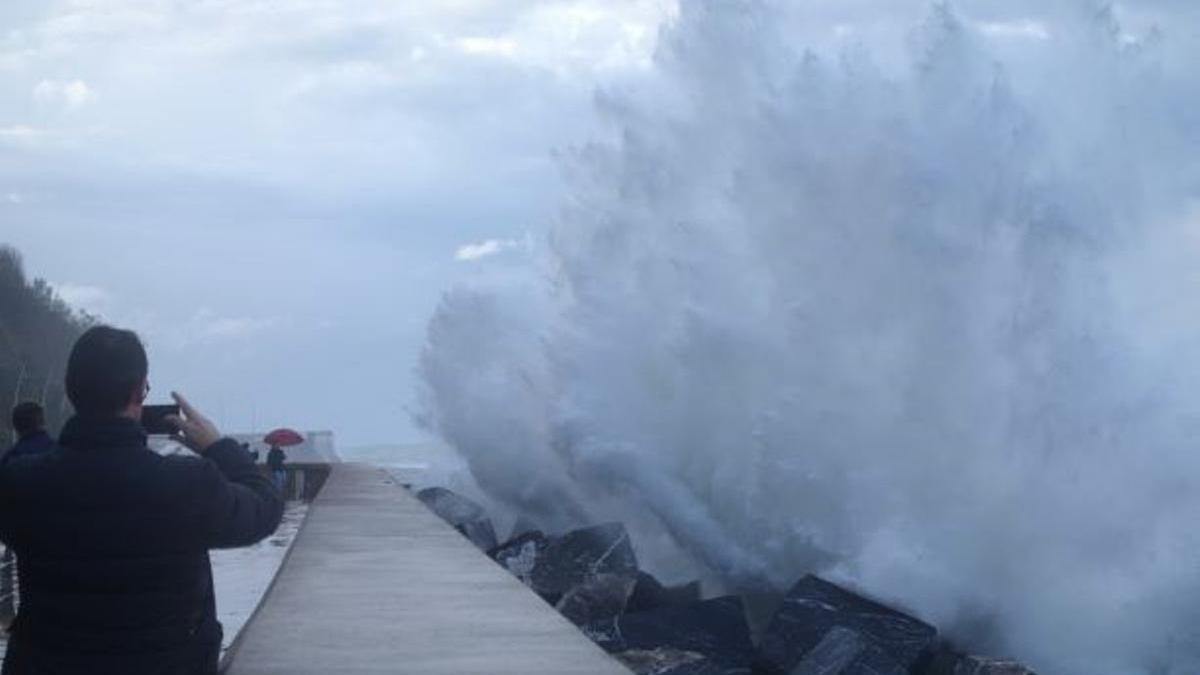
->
[0,415,284,675]
[1,431,55,465]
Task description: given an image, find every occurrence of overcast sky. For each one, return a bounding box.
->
[0,0,676,446]
[1,0,1195,448]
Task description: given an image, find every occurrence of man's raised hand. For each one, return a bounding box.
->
[164,392,222,453]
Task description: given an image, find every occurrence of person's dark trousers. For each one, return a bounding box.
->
[0,416,282,675]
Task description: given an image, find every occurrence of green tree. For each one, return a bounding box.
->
[0,245,93,447]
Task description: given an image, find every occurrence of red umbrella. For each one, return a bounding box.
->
[264,428,304,447]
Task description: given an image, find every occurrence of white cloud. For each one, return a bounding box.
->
[4,192,22,204]
[444,2,671,74]
[180,309,281,346]
[0,125,40,141]
[0,126,43,148]
[515,1,668,72]
[54,283,112,314]
[977,19,1051,41]
[455,238,520,262]
[33,79,94,109]
[104,307,283,349]
[456,36,520,58]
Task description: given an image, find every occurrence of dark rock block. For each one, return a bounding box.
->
[418,488,498,551]
[789,627,906,675]
[975,658,1036,675]
[616,648,725,675]
[628,571,703,613]
[756,575,937,674]
[529,522,639,600]
[556,573,638,626]
[455,517,498,551]
[417,487,486,526]
[585,596,754,674]
[955,657,1037,675]
[918,647,964,675]
[488,531,548,585]
[509,515,541,541]
[922,654,1037,675]
[489,523,637,605]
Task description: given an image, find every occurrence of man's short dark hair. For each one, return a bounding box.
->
[11,401,44,437]
[66,326,148,416]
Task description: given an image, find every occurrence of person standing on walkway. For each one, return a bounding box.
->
[0,402,56,620]
[2,402,55,465]
[267,444,286,493]
[0,325,284,674]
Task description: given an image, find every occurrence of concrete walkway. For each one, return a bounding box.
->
[224,463,630,675]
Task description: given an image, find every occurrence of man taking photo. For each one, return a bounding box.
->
[0,325,284,674]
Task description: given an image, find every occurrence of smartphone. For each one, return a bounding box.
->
[141,404,181,436]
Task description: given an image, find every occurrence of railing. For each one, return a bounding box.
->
[0,545,17,627]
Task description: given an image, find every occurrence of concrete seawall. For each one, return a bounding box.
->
[224,463,630,674]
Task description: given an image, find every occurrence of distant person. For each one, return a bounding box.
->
[0,325,284,674]
[3,402,54,465]
[267,444,286,492]
[241,441,259,462]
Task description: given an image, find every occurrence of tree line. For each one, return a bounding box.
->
[0,245,93,447]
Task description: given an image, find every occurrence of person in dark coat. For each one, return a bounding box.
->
[0,326,284,675]
[3,402,55,465]
[267,444,286,492]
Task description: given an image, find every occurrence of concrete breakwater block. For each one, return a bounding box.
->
[490,530,549,585]
[616,648,725,675]
[532,523,639,601]
[922,650,1039,675]
[455,518,498,551]
[490,523,640,604]
[416,487,484,523]
[417,487,1036,675]
[508,515,541,541]
[416,487,498,550]
[585,596,755,675]
[419,486,1037,675]
[755,575,937,674]
[628,571,703,614]
[787,626,906,675]
[488,522,716,648]
[950,656,1038,675]
[556,573,639,626]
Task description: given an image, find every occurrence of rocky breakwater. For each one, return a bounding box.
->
[415,488,1038,675]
